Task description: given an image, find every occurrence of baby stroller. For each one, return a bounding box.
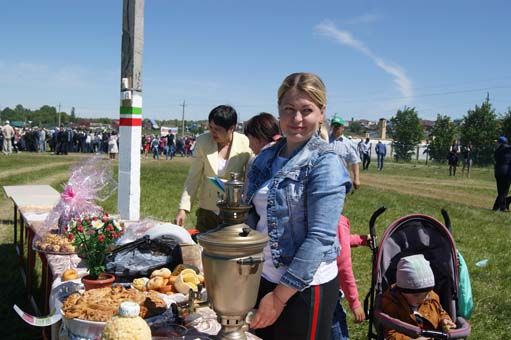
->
[364,207,472,339]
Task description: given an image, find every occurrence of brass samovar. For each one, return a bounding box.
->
[197,173,268,340]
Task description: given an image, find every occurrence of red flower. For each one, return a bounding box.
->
[92,216,97,221]
[67,233,74,241]
[98,235,105,243]
[102,216,108,223]
[77,225,84,233]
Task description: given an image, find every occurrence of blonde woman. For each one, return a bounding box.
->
[247,73,351,340]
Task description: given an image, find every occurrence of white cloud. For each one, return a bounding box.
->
[315,20,414,99]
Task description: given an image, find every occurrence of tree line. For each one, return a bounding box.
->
[388,96,511,165]
[0,105,112,127]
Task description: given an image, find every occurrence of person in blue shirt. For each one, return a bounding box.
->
[247,72,351,340]
[375,140,387,171]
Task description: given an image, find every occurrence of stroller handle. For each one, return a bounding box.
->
[369,206,386,237]
[441,208,452,231]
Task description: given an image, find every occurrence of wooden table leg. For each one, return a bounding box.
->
[19,215,25,267]
[39,254,51,340]
[40,254,49,315]
[26,228,35,297]
[13,204,18,250]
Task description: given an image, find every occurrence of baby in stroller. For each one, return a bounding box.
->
[381,254,456,339]
[365,209,471,340]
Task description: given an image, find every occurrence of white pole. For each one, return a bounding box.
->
[118,0,144,220]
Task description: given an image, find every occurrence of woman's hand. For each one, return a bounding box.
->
[351,305,365,323]
[250,292,286,329]
[175,209,187,227]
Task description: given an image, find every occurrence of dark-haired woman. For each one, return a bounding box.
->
[175,105,252,231]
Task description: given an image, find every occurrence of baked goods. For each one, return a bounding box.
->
[63,286,166,322]
[132,278,148,291]
[150,267,171,279]
[34,233,76,253]
[62,268,79,281]
[174,269,200,294]
[147,277,165,291]
[172,264,200,276]
[101,302,151,340]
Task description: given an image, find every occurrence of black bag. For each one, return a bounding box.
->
[105,235,183,280]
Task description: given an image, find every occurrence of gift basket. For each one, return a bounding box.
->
[33,156,117,255]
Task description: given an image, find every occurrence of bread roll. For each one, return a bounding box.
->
[147,276,165,290]
[159,285,174,294]
[62,268,79,281]
[150,268,171,279]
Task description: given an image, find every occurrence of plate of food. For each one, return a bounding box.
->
[33,231,76,255]
[61,285,167,338]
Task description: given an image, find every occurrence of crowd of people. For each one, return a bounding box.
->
[0,122,118,156]
[0,121,200,163]
[141,134,196,160]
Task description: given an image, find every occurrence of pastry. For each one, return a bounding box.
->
[174,269,200,294]
[159,284,174,294]
[132,277,148,291]
[62,286,166,322]
[62,268,79,281]
[147,276,165,291]
[150,268,171,279]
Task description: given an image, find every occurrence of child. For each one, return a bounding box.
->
[331,215,369,340]
[382,254,456,340]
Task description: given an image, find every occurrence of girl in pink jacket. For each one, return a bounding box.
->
[332,215,369,340]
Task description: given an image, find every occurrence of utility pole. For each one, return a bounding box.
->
[180,100,186,137]
[118,0,144,220]
[58,103,61,126]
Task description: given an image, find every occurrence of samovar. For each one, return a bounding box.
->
[197,173,268,340]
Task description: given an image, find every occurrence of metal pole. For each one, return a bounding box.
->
[58,103,61,126]
[118,0,144,220]
[181,100,186,137]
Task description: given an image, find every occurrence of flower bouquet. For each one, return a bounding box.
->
[66,213,124,282]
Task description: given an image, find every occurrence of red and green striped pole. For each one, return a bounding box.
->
[118,0,144,220]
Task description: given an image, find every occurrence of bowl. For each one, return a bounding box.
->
[62,316,106,338]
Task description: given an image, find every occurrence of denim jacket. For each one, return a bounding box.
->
[246,135,352,291]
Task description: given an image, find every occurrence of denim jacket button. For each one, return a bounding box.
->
[271,242,278,248]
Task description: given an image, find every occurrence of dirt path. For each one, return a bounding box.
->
[367,174,495,190]
[362,174,494,209]
[0,161,75,179]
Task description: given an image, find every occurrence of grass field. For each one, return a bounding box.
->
[0,153,510,339]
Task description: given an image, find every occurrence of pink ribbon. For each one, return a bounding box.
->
[62,185,76,202]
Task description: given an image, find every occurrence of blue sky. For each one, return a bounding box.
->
[1,0,510,122]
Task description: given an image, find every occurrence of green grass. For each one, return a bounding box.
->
[1,154,510,339]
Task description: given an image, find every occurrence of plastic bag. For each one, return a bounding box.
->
[44,155,117,233]
[457,251,474,319]
[105,235,182,280]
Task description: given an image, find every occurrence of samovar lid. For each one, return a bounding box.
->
[197,223,268,258]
